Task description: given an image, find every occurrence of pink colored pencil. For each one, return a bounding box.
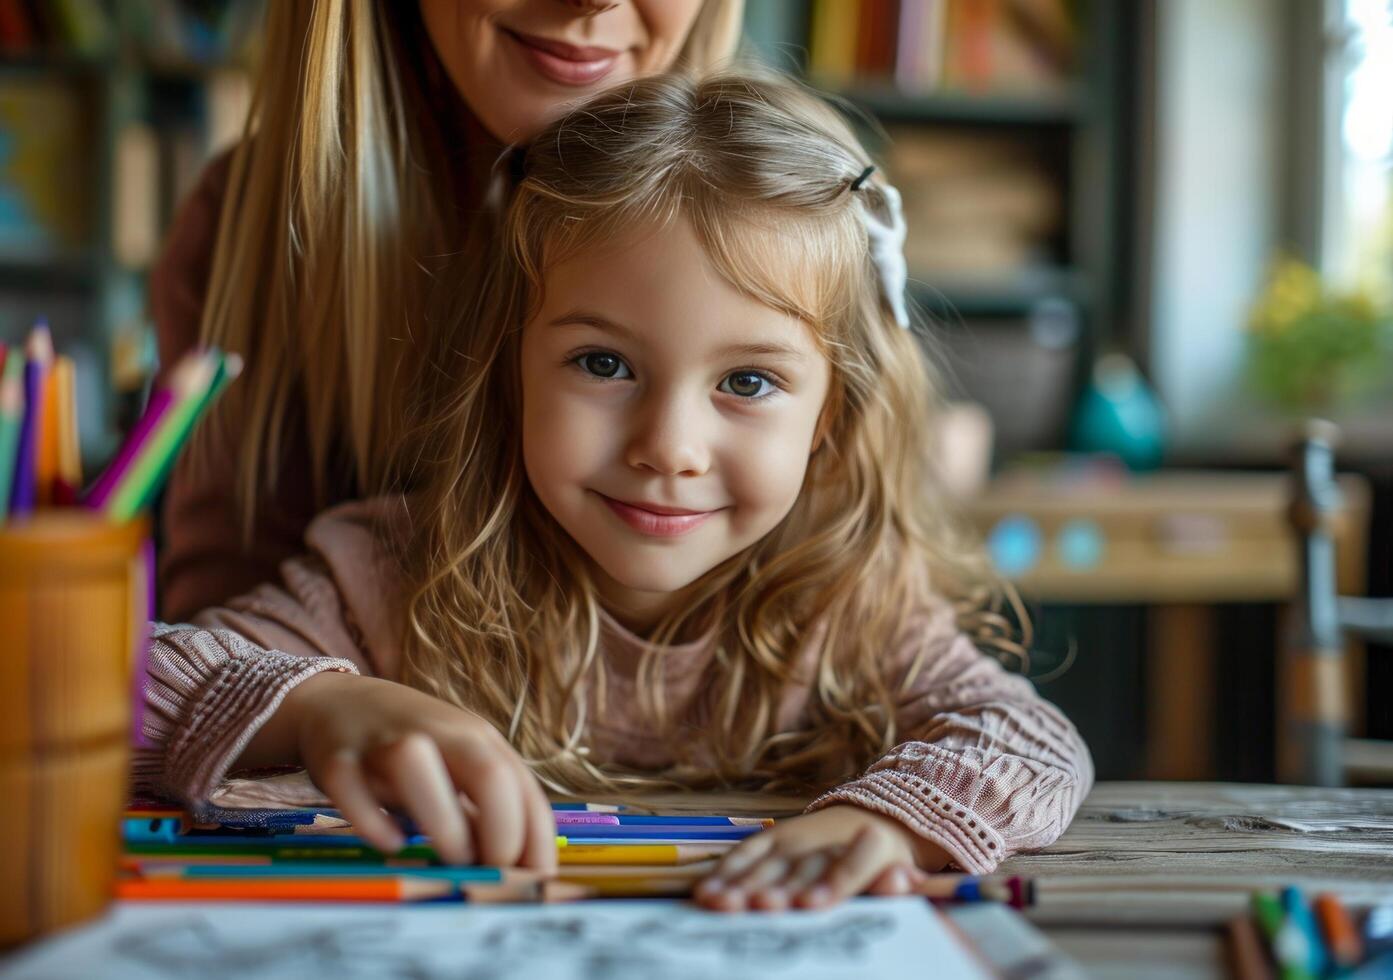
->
[84,387,174,509]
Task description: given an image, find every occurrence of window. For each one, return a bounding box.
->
[1323,0,1393,302]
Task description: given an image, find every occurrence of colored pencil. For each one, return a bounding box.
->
[84,387,173,508]
[559,835,749,846]
[1313,893,1363,970]
[123,842,438,862]
[134,863,519,884]
[1251,891,1314,980]
[557,844,732,866]
[1282,887,1328,977]
[913,875,1036,909]
[556,825,761,841]
[106,349,221,521]
[123,351,241,516]
[460,881,592,905]
[35,333,58,505]
[9,323,52,517]
[0,349,24,511]
[553,813,621,825]
[51,354,80,504]
[598,815,774,827]
[557,860,718,880]
[551,802,623,812]
[1226,914,1277,980]
[116,876,457,903]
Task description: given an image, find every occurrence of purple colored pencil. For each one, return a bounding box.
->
[8,356,41,516]
[553,813,621,826]
[84,388,174,509]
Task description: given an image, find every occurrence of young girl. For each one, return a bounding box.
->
[139,71,1092,912]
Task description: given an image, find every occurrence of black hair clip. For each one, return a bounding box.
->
[850,165,876,191]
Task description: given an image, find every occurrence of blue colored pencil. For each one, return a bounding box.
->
[601,815,772,827]
[554,825,761,841]
[1282,887,1330,977]
[551,802,624,812]
[8,323,51,517]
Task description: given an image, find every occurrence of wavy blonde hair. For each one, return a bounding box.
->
[194,0,744,531]
[404,71,1019,797]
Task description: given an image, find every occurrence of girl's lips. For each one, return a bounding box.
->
[599,495,718,538]
[504,29,621,87]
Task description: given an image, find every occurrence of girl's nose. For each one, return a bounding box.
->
[624,394,710,477]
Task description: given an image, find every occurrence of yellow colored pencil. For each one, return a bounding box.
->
[557,843,733,866]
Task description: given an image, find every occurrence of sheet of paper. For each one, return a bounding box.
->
[0,897,986,980]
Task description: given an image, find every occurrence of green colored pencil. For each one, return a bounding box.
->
[0,351,24,511]
[122,351,241,517]
[123,842,441,862]
[105,350,221,522]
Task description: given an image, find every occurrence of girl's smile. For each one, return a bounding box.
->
[520,216,831,629]
[595,492,724,537]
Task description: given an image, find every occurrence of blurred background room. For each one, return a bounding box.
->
[1,0,1390,786]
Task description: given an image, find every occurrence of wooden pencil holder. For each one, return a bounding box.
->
[0,512,149,948]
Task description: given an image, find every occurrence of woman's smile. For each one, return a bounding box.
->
[502,28,622,86]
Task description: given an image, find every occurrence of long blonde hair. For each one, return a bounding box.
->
[404,71,1019,797]
[195,0,744,532]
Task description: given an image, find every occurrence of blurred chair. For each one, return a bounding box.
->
[1283,420,1393,786]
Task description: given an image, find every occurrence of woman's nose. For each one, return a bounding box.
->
[624,393,710,477]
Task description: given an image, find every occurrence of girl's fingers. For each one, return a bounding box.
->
[518,766,558,872]
[796,826,886,908]
[866,865,913,896]
[368,733,470,865]
[711,830,777,884]
[783,851,832,895]
[442,743,527,867]
[312,749,405,855]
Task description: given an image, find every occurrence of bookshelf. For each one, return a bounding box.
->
[743,0,1141,458]
[0,0,258,464]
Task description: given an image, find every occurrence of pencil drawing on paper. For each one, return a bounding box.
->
[105,906,906,980]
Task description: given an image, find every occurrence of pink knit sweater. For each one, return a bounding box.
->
[135,498,1093,874]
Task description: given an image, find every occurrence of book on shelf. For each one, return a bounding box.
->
[0,75,90,261]
[885,127,1063,279]
[806,0,1079,97]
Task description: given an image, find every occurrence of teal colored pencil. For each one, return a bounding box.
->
[145,863,508,883]
[0,351,24,511]
[105,350,221,522]
[123,350,241,516]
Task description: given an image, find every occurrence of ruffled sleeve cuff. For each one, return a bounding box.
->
[133,623,359,816]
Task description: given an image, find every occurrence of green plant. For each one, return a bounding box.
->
[1246,256,1391,410]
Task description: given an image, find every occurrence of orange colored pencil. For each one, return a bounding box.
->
[1314,892,1364,969]
[116,876,456,902]
[34,334,57,506]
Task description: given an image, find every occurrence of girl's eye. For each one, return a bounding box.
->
[719,371,776,399]
[575,352,631,380]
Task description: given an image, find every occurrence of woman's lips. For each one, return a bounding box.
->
[504,29,621,87]
[599,494,718,537]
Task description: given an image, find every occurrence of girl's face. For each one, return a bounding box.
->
[418,0,707,142]
[520,218,832,631]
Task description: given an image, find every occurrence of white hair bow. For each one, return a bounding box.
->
[855,170,910,330]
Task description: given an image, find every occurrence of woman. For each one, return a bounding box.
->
[154,0,743,620]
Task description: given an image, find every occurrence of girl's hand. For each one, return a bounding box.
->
[283,671,556,872]
[694,805,949,912]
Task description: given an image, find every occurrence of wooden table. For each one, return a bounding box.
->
[962,472,1373,782]
[595,781,1393,979]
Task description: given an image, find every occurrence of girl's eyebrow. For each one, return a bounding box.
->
[549,310,635,339]
[714,341,807,362]
[550,310,807,362]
